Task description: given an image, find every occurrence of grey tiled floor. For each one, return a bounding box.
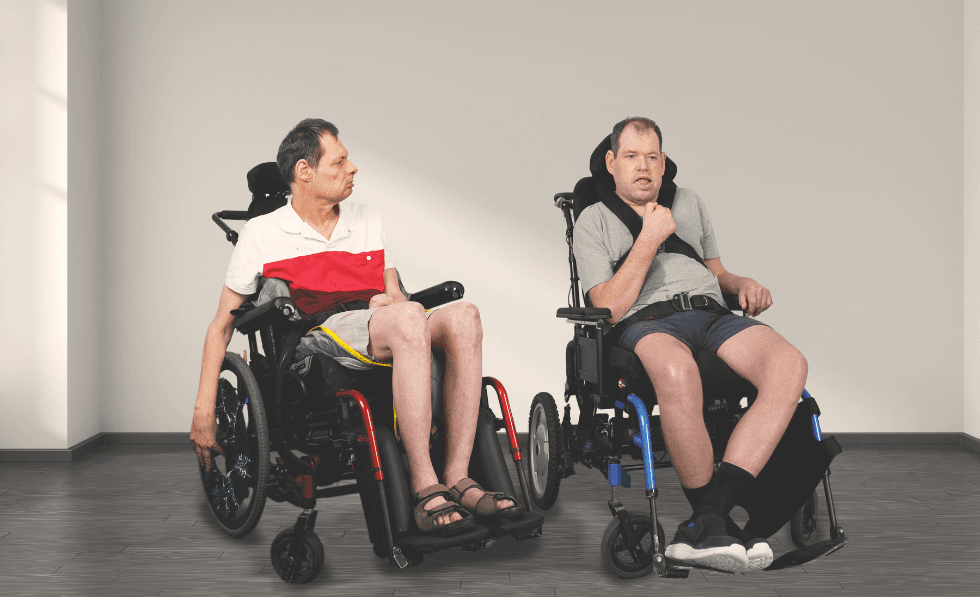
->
[1,441,978,597]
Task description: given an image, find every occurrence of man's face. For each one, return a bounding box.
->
[303,133,357,201]
[606,125,665,206]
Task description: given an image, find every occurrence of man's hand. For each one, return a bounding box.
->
[737,277,773,317]
[369,293,394,309]
[190,408,222,472]
[638,201,676,246]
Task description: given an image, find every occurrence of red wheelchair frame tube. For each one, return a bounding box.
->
[483,377,521,460]
[339,389,384,481]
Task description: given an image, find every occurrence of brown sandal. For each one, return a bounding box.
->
[449,478,524,519]
[413,483,475,536]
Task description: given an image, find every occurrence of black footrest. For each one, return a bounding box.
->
[765,535,848,571]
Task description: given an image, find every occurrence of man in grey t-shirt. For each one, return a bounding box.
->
[573,117,808,573]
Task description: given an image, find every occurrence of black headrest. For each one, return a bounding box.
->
[247,162,290,198]
[574,135,678,220]
[246,162,290,219]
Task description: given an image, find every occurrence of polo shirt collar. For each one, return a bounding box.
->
[279,201,355,241]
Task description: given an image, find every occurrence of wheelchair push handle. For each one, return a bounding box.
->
[212,211,249,245]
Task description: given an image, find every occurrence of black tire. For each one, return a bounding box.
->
[600,514,665,579]
[270,528,325,583]
[199,352,270,538]
[790,489,820,547]
[527,392,562,509]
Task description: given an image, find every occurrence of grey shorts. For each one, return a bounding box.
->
[294,306,435,370]
[619,309,769,355]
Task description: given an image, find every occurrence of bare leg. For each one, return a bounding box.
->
[368,302,459,527]
[716,326,807,476]
[634,333,714,488]
[428,302,514,511]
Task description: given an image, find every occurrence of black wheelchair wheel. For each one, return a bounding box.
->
[790,489,819,547]
[600,514,665,579]
[527,392,562,509]
[198,352,270,538]
[270,528,324,583]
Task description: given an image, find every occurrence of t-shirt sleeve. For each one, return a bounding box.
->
[574,208,615,297]
[224,221,263,295]
[696,193,721,260]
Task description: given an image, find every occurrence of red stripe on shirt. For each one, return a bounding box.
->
[263,249,385,316]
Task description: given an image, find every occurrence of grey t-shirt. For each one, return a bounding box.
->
[574,187,723,317]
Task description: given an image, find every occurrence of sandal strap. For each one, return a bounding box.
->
[449,478,483,503]
[474,491,518,516]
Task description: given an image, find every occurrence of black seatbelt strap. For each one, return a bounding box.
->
[596,184,708,272]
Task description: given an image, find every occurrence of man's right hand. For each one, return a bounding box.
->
[638,201,676,246]
[190,408,222,472]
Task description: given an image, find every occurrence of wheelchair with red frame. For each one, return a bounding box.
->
[526,135,848,579]
[203,162,543,583]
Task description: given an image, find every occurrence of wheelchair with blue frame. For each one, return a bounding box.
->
[203,162,543,583]
[526,135,848,579]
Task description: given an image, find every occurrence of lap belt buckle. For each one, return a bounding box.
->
[673,291,693,312]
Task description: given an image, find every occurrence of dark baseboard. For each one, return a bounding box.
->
[0,432,189,462]
[2,431,978,462]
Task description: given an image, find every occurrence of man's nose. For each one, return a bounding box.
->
[348,160,358,175]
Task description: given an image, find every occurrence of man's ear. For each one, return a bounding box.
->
[660,151,667,175]
[294,159,313,184]
[606,149,615,174]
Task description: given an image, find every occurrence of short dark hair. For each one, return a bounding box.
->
[610,117,662,156]
[277,119,340,184]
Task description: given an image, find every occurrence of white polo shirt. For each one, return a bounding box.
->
[225,201,393,316]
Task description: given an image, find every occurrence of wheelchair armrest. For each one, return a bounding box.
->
[233,297,298,334]
[556,307,611,322]
[409,281,464,310]
[722,293,744,312]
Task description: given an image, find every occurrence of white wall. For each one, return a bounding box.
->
[88,0,964,435]
[0,0,68,449]
[965,1,980,440]
[67,0,103,446]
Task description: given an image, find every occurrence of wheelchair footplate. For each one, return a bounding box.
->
[764,534,849,571]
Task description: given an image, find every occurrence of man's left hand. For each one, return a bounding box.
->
[369,294,394,309]
[737,278,772,317]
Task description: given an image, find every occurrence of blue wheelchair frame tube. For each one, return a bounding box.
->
[613,394,656,491]
[802,388,822,441]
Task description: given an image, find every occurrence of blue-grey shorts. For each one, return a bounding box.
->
[619,309,769,355]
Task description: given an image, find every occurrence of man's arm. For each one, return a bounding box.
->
[369,268,408,309]
[190,285,247,469]
[705,257,772,317]
[587,202,677,324]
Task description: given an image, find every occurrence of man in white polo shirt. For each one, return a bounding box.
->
[191,119,515,535]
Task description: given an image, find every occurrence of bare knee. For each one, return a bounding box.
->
[761,344,808,396]
[649,359,701,402]
[385,302,430,350]
[439,301,483,344]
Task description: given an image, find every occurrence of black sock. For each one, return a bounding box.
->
[693,462,755,520]
[681,477,713,512]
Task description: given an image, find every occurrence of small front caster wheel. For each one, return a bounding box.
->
[790,489,819,547]
[270,528,324,583]
[600,514,665,579]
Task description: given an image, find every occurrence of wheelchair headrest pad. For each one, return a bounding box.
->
[247,162,291,197]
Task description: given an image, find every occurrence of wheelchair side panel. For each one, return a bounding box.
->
[468,408,519,501]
